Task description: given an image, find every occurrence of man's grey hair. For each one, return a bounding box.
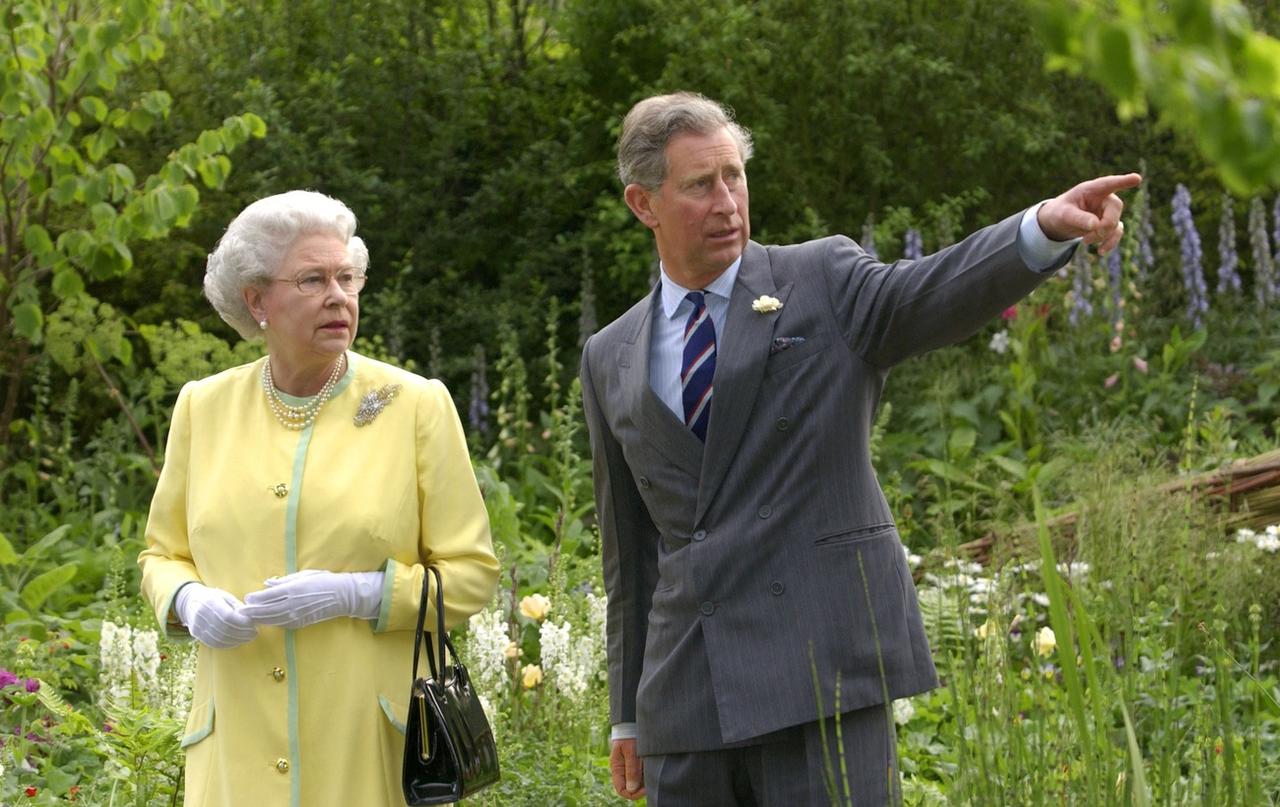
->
[203,190,369,340]
[617,92,754,189]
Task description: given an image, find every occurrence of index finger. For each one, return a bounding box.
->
[1078,173,1143,198]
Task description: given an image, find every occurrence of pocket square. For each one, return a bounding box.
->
[770,336,806,355]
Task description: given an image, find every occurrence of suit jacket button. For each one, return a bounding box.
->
[693,529,707,542]
[699,601,716,616]
[757,505,772,519]
[775,417,791,431]
[638,476,651,490]
[770,581,785,596]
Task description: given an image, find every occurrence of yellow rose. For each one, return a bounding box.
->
[519,594,551,622]
[1034,626,1057,657]
[521,664,543,689]
[974,620,994,640]
[504,641,519,661]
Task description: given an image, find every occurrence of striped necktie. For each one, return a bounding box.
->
[681,291,716,441]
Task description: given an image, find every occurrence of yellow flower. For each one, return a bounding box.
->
[504,641,519,661]
[519,594,551,622]
[1035,626,1057,657]
[521,664,543,689]
[974,620,995,640]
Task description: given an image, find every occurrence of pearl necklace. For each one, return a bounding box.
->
[261,354,345,430]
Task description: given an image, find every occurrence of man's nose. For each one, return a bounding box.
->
[710,179,737,215]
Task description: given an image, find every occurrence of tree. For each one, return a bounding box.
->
[1032,0,1280,193]
[0,0,265,450]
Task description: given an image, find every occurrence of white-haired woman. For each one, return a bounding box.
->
[138,190,499,807]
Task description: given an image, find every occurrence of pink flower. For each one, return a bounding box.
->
[1104,373,1120,389]
[23,678,39,693]
[1133,356,1148,374]
[0,668,16,688]
[1001,305,1018,321]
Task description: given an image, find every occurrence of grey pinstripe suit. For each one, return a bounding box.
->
[580,211,1054,757]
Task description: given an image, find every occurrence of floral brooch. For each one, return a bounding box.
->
[354,384,402,427]
[751,295,783,313]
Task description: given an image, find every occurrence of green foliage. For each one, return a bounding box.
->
[1033,0,1280,192]
[0,0,265,455]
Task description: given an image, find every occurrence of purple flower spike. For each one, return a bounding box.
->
[1172,184,1209,328]
[903,228,923,261]
[1250,196,1276,305]
[1217,194,1241,296]
[24,678,39,693]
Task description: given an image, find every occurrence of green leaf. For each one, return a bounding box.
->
[52,268,85,299]
[0,532,17,565]
[21,562,78,610]
[79,95,108,122]
[23,224,54,259]
[27,524,70,557]
[12,302,44,341]
[244,112,267,138]
[947,427,977,461]
[196,128,223,156]
[1095,22,1142,111]
[989,454,1029,481]
[196,154,231,189]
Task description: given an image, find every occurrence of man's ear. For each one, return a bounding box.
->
[624,184,659,230]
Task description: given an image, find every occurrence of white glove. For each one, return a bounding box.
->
[174,583,259,649]
[241,569,385,629]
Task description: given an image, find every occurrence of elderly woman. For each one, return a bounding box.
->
[138,190,499,807]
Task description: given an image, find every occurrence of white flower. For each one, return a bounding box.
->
[989,330,1010,355]
[132,629,161,702]
[99,620,134,706]
[1030,593,1051,608]
[751,295,783,313]
[0,757,5,781]
[1257,533,1280,553]
[468,608,513,696]
[892,698,915,725]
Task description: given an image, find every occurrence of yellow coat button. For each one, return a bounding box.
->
[272,667,285,682]
[275,759,289,773]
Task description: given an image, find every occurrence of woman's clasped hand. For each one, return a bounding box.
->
[174,569,386,646]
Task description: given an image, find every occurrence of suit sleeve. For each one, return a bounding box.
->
[822,210,1066,368]
[138,382,202,639]
[580,337,660,727]
[374,378,499,633]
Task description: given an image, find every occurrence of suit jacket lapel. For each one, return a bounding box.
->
[621,287,704,480]
[696,242,791,523]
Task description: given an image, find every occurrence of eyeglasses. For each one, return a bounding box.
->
[274,269,367,296]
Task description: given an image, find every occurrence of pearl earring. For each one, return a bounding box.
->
[259,319,267,330]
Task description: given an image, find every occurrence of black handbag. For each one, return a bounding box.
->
[402,566,501,804]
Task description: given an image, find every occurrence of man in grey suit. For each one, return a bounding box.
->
[579,91,1137,805]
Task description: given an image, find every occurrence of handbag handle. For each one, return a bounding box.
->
[412,566,449,682]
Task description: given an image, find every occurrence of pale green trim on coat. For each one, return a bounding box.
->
[160,581,197,642]
[179,697,214,748]
[373,558,398,633]
[286,630,301,807]
[378,695,406,735]
[275,353,355,807]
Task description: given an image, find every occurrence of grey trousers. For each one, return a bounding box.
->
[643,704,900,806]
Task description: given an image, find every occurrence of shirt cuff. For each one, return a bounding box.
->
[1018,202,1080,273]
[611,722,639,742]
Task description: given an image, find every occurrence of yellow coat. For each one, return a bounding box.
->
[138,353,499,807]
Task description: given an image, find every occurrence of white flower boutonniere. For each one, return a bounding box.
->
[353,384,402,427]
[751,295,783,313]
